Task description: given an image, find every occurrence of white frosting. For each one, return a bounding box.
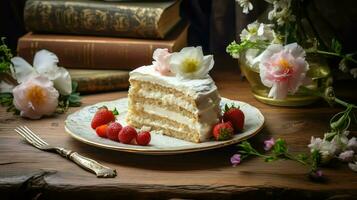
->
[130,65,217,99]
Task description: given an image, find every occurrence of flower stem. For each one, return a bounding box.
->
[285,153,308,166]
[307,49,357,64]
[334,97,357,108]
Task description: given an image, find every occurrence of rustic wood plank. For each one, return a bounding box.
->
[0,65,357,199]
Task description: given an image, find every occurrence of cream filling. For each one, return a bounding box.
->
[128,114,194,135]
[134,103,219,141]
[142,104,195,126]
[137,89,197,112]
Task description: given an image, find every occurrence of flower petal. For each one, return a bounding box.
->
[11,57,36,83]
[194,55,214,78]
[285,43,306,58]
[0,81,15,93]
[33,49,59,80]
[53,67,72,95]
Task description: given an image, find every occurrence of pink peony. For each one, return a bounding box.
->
[153,48,172,75]
[259,43,310,99]
[13,75,59,119]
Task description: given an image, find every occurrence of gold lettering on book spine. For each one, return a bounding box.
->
[24,0,165,38]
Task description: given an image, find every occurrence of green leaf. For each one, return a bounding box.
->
[264,156,277,162]
[297,153,308,162]
[311,149,321,171]
[272,138,287,156]
[71,81,78,93]
[331,38,342,54]
[112,107,119,115]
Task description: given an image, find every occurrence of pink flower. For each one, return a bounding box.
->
[13,75,59,119]
[153,48,172,75]
[264,138,275,151]
[338,150,354,162]
[230,154,241,167]
[259,43,310,99]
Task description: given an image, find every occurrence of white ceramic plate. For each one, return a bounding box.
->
[65,97,264,155]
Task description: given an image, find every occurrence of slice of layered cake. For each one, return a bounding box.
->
[126,47,221,143]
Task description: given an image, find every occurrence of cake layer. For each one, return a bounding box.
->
[126,113,201,143]
[129,79,221,113]
[129,95,196,119]
[128,98,219,142]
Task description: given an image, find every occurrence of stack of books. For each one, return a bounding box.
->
[17,0,187,93]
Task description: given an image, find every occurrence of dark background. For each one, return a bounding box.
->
[1,0,357,57]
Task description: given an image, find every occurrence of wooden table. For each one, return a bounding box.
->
[1,63,357,200]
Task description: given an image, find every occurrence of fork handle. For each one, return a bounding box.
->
[57,148,117,178]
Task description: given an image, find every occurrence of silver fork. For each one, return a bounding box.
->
[14,126,117,178]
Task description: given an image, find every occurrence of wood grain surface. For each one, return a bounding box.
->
[1,60,357,200]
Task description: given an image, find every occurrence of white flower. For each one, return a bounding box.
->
[237,0,253,14]
[169,46,214,79]
[240,22,276,43]
[330,133,349,153]
[350,68,357,78]
[267,0,295,26]
[347,137,357,151]
[308,136,337,164]
[12,75,59,119]
[259,43,310,99]
[11,50,72,95]
[338,150,354,162]
[348,161,357,172]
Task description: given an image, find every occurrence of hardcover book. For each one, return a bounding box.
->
[17,23,188,70]
[24,0,181,39]
[69,69,129,93]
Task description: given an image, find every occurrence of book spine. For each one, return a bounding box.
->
[17,36,179,70]
[24,0,164,39]
[70,71,130,93]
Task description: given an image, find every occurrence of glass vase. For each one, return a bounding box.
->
[239,55,331,106]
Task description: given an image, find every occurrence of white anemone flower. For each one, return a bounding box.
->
[169,46,214,79]
[237,0,253,14]
[240,22,276,43]
[10,50,72,95]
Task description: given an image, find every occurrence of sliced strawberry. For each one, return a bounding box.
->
[95,124,108,138]
[136,131,151,146]
[91,106,115,129]
[213,122,234,141]
[118,126,137,144]
[106,122,122,141]
[223,104,245,133]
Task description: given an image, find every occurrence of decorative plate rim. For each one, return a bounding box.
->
[65,97,265,155]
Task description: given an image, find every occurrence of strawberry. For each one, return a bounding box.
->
[106,122,122,141]
[91,106,116,129]
[118,126,137,144]
[223,104,245,132]
[213,122,234,141]
[136,131,151,146]
[95,124,108,138]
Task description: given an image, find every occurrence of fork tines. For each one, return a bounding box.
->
[14,126,49,148]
